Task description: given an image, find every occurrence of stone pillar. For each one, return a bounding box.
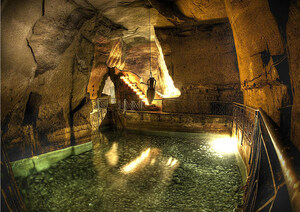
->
[287,1,300,150]
[87,36,111,100]
[224,0,290,125]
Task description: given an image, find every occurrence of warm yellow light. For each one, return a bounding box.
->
[211,136,237,154]
[155,37,181,98]
[150,158,156,165]
[121,148,151,174]
[105,142,119,166]
[121,77,149,105]
[166,157,178,167]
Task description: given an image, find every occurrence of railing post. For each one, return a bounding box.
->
[97,98,100,110]
[123,99,126,113]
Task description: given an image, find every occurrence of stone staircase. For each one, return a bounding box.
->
[120,76,150,106]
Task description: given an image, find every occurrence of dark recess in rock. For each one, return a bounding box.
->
[268,0,293,105]
[260,49,271,68]
[268,0,291,40]
[72,97,87,114]
[22,92,42,128]
[1,114,11,138]
[42,0,45,16]
[66,8,95,30]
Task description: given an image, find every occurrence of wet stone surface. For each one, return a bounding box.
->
[16,130,244,211]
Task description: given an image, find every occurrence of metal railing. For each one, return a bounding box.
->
[117,99,146,112]
[92,98,109,111]
[90,98,110,131]
[100,97,299,210]
[232,103,300,212]
[114,98,235,115]
[233,103,258,146]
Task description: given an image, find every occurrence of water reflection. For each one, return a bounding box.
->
[91,130,180,211]
[16,130,244,211]
[121,148,152,174]
[105,142,119,166]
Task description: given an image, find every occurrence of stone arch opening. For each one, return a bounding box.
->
[102,76,116,103]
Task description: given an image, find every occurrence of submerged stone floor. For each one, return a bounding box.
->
[16,130,244,211]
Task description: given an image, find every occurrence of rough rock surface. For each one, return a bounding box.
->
[156,23,242,106]
[1,0,181,160]
[16,130,244,211]
[157,23,239,89]
[1,1,125,159]
[176,0,227,21]
[287,1,300,150]
[1,0,299,159]
[224,0,290,125]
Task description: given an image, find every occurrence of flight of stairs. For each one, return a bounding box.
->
[120,76,150,106]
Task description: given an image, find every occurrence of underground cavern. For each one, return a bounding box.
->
[1,0,300,211]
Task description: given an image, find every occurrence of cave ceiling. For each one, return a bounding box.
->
[71,0,229,43]
[1,0,231,144]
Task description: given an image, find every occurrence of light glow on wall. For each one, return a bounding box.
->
[154,36,181,98]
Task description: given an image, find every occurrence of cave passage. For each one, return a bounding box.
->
[15,130,243,211]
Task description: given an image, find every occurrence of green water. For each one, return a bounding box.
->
[16,130,244,211]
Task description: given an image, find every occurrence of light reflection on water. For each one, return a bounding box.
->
[90,130,242,211]
[17,130,244,212]
[105,142,119,166]
[92,130,181,211]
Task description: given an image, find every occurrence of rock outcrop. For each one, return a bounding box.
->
[2,0,300,160]
[224,0,290,126]
[1,1,126,160]
[156,23,242,106]
[287,1,300,149]
[1,0,180,160]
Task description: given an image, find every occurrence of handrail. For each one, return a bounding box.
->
[232,102,299,212]
[259,108,300,212]
[233,102,258,112]
[110,98,300,211]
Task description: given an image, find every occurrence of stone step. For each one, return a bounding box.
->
[121,76,149,105]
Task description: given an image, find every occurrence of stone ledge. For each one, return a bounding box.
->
[116,110,233,133]
[11,142,93,178]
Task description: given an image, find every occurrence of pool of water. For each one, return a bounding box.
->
[16,130,244,211]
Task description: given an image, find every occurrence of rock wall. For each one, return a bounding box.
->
[176,0,227,21]
[1,1,125,160]
[156,23,242,104]
[1,0,179,161]
[287,1,300,150]
[224,0,291,126]
[115,110,232,133]
[2,0,299,159]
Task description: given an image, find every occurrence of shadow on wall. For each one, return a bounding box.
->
[22,92,42,128]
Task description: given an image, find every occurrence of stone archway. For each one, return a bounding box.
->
[102,76,116,103]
